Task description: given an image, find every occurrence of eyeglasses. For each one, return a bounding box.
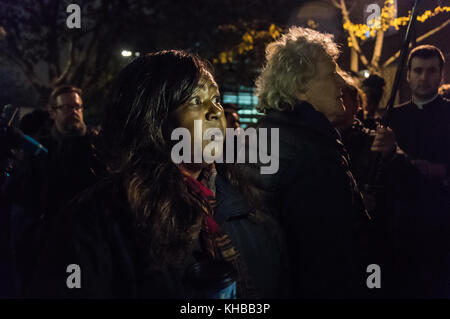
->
[54,104,83,112]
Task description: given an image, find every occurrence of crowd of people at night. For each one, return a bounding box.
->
[1,26,449,299]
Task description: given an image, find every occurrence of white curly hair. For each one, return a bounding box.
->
[256,27,340,112]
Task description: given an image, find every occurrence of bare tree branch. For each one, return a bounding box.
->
[53,39,75,86]
[330,0,341,9]
[339,0,370,68]
[4,27,29,70]
[383,18,450,68]
[69,0,114,87]
[0,48,46,90]
[371,29,384,73]
[45,0,61,82]
[21,2,44,27]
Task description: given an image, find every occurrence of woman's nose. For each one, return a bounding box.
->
[205,102,223,121]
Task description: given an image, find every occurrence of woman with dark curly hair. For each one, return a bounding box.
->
[25,50,289,299]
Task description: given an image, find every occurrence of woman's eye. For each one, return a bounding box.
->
[190,97,201,105]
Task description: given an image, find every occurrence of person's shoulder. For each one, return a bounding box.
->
[259,107,304,128]
[34,132,56,149]
[214,173,251,221]
[393,100,413,111]
[259,109,320,144]
[391,100,415,121]
[434,96,450,117]
[60,176,123,226]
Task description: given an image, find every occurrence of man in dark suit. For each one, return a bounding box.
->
[390,45,450,298]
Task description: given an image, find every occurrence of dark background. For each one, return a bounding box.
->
[0,0,449,125]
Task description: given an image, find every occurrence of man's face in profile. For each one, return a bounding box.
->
[297,54,346,124]
[407,56,443,100]
[51,92,86,136]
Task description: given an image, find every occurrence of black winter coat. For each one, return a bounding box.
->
[2,126,103,295]
[240,102,373,298]
[388,96,450,298]
[25,173,288,298]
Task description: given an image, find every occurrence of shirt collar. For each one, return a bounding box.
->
[412,94,439,110]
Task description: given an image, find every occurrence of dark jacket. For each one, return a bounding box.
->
[214,173,291,298]
[26,173,288,298]
[26,176,194,298]
[7,126,104,294]
[35,127,104,220]
[340,119,376,189]
[241,102,372,298]
[339,119,419,297]
[391,96,450,167]
[388,96,450,298]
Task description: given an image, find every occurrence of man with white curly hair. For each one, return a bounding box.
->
[242,27,377,298]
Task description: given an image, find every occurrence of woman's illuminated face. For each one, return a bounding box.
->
[171,71,226,168]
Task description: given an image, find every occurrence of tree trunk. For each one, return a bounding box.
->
[371,29,384,74]
[350,48,359,72]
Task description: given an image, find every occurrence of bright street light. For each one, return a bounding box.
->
[121,50,132,57]
[362,70,370,78]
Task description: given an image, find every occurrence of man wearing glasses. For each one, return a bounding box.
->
[37,85,102,219]
[8,85,103,296]
[48,85,87,137]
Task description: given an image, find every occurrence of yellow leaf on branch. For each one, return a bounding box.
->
[214,24,283,64]
[342,0,450,47]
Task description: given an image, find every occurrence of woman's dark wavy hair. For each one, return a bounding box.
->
[100,50,213,265]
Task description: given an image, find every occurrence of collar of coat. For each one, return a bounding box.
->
[264,101,341,142]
